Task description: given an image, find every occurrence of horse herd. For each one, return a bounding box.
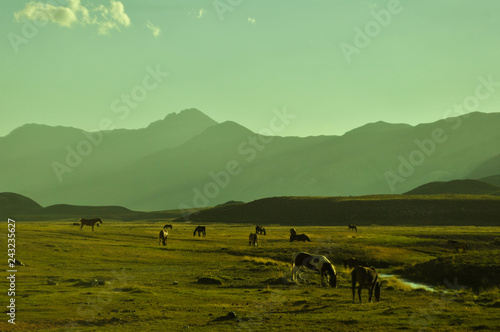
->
[75,219,470,302]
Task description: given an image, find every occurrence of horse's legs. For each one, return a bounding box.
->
[80,224,83,230]
[291,266,300,282]
[368,285,373,303]
[358,286,363,303]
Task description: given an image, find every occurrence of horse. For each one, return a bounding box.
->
[351,266,380,303]
[159,229,168,246]
[344,257,369,271]
[291,252,337,288]
[448,240,468,252]
[249,233,258,246]
[348,224,357,232]
[163,224,173,230]
[255,225,266,235]
[193,225,206,237]
[79,218,102,232]
[290,233,311,242]
[290,228,297,236]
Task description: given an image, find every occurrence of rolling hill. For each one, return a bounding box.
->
[1,110,500,211]
[0,192,181,221]
[181,195,500,226]
[404,179,500,196]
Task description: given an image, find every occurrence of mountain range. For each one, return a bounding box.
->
[1,109,499,211]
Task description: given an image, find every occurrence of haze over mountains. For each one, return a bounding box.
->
[1,109,499,211]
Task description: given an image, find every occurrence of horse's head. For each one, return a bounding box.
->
[97,218,102,224]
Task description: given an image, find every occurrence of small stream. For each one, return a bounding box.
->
[379,274,437,292]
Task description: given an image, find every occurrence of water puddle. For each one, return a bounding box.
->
[379,274,437,292]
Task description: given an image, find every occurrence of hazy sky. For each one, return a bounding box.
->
[1,0,500,137]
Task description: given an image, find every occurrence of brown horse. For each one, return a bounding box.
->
[255,225,266,235]
[249,233,258,246]
[448,240,468,253]
[163,224,173,230]
[290,234,311,242]
[348,224,357,232]
[79,218,102,232]
[344,257,368,271]
[351,266,380,303]
[193,226,206,237]
[290,228,297,236]
[159,229,168,246]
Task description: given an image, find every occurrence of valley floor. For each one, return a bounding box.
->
[1,222,499,331]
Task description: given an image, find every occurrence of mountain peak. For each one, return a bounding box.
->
[344,121,412,136]
[147,108,218,130]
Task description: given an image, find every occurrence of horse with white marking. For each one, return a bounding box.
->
[249,233,258,246]
[79,218,102,232]
[291,252,337,288]
[159,229,168,246]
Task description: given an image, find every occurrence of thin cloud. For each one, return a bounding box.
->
[14,0,131,35]
[146,21,161,38]
[198,8,206,19]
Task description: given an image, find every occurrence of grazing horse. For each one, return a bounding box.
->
[249,233,258,246]
[193,225,206,237]
[159,229,168,246]
[163,224,173,230]
[79,218,102,232]
[448,240,468,253]
[255,225,266,235]
[290,228,297,236]
[291,252,337,288]
[351,266,380,303]
[344,257,368,271]
[348,224,357,232]
[290,233,311,242]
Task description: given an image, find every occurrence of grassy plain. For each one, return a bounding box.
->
[2,221,500,331]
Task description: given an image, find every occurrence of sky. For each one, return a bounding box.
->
[1,0,500,138]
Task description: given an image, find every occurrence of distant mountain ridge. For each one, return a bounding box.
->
[1,110,500,211]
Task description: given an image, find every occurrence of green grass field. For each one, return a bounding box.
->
[2,221,500,331]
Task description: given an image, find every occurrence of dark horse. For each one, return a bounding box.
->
[79,218,102,232]
[348,224,357,232]
[193,225,206,237]
[255,225,266,235]
[448,240,468,252]
[159,229,168,246]
[290,228,297,236]
[291,252,337,287]
[249,233,258,246]
[351,266,380,303]
[344,257,368,271]
[290,233,311,242]
[163,224,173,230]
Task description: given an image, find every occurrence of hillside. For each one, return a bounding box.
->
[182,195,500,226]
[1,110,500,210]
[0,192,181,221]
[404,179,500,196]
